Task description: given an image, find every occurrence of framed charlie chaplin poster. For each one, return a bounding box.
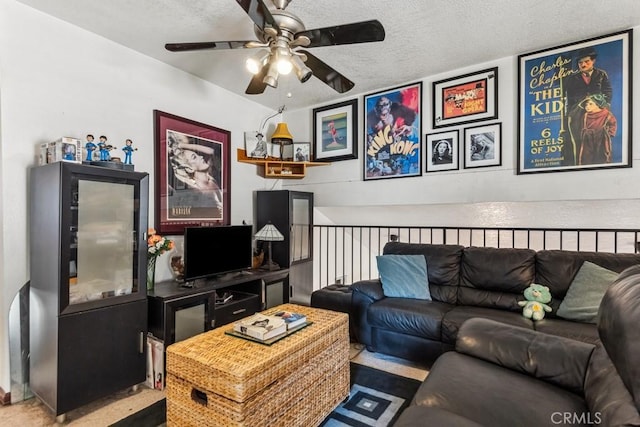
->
[517,30,632,174]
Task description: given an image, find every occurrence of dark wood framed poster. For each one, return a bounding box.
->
[153,110,230,234]
[517,30,632,174]
[312,98,358,162]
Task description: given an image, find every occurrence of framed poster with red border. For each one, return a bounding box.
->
[153,110,230,234]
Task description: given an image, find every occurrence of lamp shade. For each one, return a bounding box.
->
[271,123,293,140]
[254,223,284,242]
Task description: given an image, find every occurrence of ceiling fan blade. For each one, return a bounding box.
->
[235,0,280,33]
[296,20,385,48]
[300,50,354,93]
[165,40,260,52]
[245,65,269,95]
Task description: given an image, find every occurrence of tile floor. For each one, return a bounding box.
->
[0,344,428,426]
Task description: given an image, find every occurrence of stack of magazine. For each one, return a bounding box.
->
[231,310,309,343]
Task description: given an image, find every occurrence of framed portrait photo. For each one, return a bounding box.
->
[293,142,311,162]
[517,29,632,174]
[313,98,357,162]
[432,67,498,128]
[153,110,230,234]
[425,130,459,172]
[364,82,422,180]
[464,123,502,169]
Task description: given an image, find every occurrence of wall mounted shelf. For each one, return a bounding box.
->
[237,149,329,179]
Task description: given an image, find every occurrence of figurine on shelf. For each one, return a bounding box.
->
[98,135,110,161]
[121,139,137,165]
[85,134,96,161]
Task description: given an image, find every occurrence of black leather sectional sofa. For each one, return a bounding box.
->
[395,264,640,426]
[351,242,640,364]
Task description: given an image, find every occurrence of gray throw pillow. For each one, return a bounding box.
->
[557,261,619,323]
[376,254,431,300]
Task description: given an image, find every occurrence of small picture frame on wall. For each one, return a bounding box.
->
[244,131,268,159]
[425,130,459,172]
[432,67,498,128]
[313,99,358,162]
[463,123,502,169]
[293,142,310,162]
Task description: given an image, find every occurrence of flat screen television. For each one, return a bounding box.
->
[183,225,253,281]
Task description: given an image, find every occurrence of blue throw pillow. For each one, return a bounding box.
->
[376,255,431,300]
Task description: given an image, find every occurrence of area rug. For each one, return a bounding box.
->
[319,362,422,427]
[111,362,421,427]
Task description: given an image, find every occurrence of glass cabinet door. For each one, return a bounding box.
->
[291,193,312,263]
[68,177,138,305]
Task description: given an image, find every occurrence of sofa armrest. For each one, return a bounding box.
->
[351,279,385,346]
[456,318,595,395]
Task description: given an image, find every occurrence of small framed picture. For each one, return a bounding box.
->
[244,131,268,159]
[293,142,310,162]
[464,123,502,169]
[432,67,498,128]
[425,130,459,172]
[313,99,358,162]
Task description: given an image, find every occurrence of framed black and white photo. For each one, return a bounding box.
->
[293,142,310,162]
[425,130,459,172]
[432,67,498,128]
[464,123,501,169]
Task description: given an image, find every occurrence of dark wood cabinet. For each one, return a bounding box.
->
[29,163,149,418]
[256,190,314,304]
[147,268,289,347]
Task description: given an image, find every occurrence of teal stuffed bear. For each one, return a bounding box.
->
[518,283,552,321]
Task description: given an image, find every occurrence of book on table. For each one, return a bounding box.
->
[273,310,307,329]
[233,313,286,341]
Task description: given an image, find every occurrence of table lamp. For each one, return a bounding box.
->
[254,223,284,271]
[270,122,293,161]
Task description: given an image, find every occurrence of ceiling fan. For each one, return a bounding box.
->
[165,0,385,95]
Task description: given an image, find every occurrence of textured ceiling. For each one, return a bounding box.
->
[16,0,640,111]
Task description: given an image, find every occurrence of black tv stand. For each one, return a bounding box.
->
[147,268,289,347]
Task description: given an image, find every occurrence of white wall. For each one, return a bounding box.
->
[0,0,279,392]
[282,32,640,227]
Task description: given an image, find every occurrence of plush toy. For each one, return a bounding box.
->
[518,283,552,321]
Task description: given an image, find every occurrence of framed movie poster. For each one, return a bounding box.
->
[153,110,230,234]
[517,30,632,174]
[432,67,498,128]
[464,123,502,169]
[313,98,357,162]
[364,82,422,180]
[425,130,459,173]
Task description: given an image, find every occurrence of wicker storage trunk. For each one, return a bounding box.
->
[166,304,350,426]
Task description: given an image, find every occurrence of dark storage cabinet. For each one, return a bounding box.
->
[256,190,313,303]
[29,162,149,417]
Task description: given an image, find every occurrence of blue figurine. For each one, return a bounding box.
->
[85,134,96,161]
[122,139,137,165]
[98,135,110,161]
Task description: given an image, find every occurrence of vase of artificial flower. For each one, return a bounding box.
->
[147,228,174,291]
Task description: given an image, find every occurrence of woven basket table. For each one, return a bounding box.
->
[165,304,350,427]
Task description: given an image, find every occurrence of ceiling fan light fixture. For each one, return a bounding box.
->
[263,60,280,88]
[274,47,293,75]
[246,49,270,75]
[291,54,312,83]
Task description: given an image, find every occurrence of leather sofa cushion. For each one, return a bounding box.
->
[412,351,589,427]
[383,242,463,304]
[535,250,640,313]
[597,264,640,411]
[584,345,640,426]
[441,306,533,344]
[367,298,453,341]
[533,317,599,345]
[459,247,535,309]
[395,406,483,427]
[457,318,594,395]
